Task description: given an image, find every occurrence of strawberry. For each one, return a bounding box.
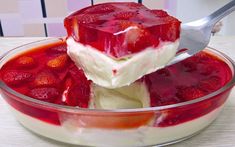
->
[15,56,35,68]
[28,87,59,102]
[33,70,57,87]
[114,11,137,20]
[118,20,158,52]
[2,70,32,85]
[176,86,205,101]
[119,20,139,30]
[198,76,221,92]
[150,10,168,17]
[47,54,68,70]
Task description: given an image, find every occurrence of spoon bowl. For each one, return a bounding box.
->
[168,0,235,65]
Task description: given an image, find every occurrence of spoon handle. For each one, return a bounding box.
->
[206,0,235,26]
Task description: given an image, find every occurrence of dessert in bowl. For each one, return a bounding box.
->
[0,38,234,147]
[0,2,235,147]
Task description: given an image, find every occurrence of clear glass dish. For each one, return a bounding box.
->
[0,38,235,147]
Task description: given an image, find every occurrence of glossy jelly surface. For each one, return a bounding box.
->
[64,2,181,58]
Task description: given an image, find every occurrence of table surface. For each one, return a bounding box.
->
[0,36,235,147]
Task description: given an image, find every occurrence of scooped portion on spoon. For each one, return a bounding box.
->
[64,2,181,88]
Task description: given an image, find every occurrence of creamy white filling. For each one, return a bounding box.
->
[9,105,223,147]
[90,82,150,109]
[67,37,179,88]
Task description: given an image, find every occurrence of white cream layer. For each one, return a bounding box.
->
[10,105,223,147]
[67,37,178,88]
[90,82,150,109]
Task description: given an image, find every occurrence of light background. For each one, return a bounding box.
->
[0,0,234,37]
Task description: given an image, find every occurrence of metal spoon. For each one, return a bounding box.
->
[168,0,235,65]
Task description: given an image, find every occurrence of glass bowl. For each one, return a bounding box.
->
[0,38,235,147]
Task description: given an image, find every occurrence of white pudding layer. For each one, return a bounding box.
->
[90,82,150,109]
[67,37,179,88]
[10,105,223,147]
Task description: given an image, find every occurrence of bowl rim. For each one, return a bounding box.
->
[0,37,235,113]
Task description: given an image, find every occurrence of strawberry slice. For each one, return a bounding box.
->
[47,54,68,70]
[28,87,59,102]
[15,56,35,68]
[176,86,205,101]
[198,76,221,92]
[118,21,158,52]
[2,70,32,86]
[33,70,57,87]
[114,11,137,20]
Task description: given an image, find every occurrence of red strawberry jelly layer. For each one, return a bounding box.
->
[64,2,181,58]
[0,43,232,127]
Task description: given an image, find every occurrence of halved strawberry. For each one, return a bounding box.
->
[118,21,158,52]
[176,86,205,101]
[47,54,68,70]
[114,11,137,20]
[198,76,221,92]
[33,70,57,87]
[2,70,32,86]
[125,26,157,52]
[15,56,35,68]
[28,87,59,102]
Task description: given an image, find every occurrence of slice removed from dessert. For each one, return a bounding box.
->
[65,2,181,88]
[90,81,150,109]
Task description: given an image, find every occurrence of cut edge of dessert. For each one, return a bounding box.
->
[64,2,181,88]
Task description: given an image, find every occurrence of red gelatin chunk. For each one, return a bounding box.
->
[64,2,181,58]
